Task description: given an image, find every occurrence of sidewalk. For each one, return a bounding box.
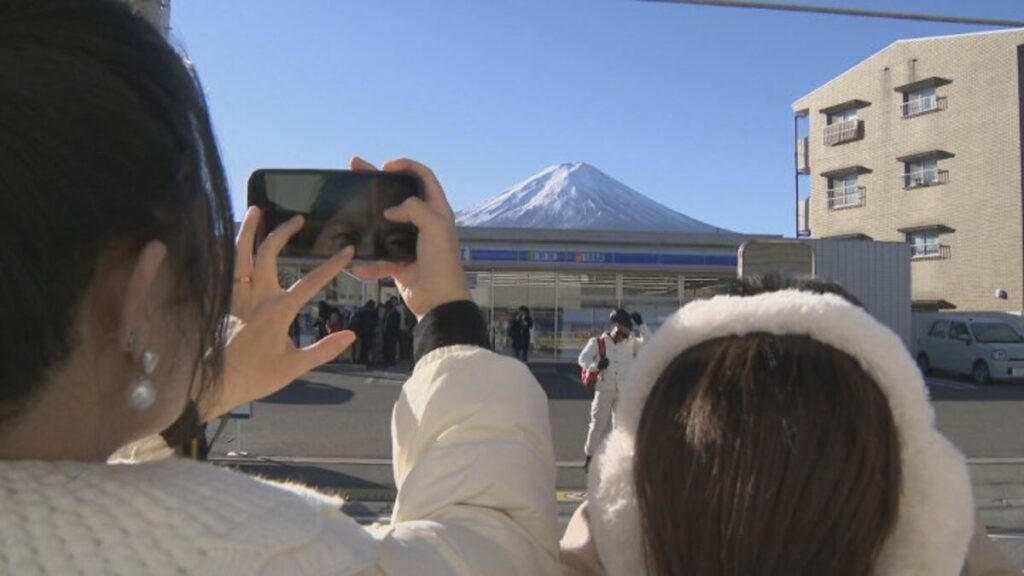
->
[330,360,584,397]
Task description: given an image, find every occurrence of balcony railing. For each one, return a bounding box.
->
[827,186,866,210]
[899,95,948,118]
[901,169,949,189]
[823,119,863,146]
[911,243,951,260]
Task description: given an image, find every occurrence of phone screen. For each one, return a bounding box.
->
[248,169,421,261]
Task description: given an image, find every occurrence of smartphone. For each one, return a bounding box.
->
[248,169,422,262]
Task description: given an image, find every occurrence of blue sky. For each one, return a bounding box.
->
[170,1,1022,236]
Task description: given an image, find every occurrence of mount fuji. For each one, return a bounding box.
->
[455,162,727,233]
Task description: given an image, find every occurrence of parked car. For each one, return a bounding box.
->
[916,315,1024,385]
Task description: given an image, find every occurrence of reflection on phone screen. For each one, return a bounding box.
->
[257,171,418,261]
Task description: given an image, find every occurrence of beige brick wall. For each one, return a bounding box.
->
[793,30,1024,312]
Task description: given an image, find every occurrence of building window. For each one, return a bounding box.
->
[898,150,952,188]
[555,273,618,360]
[907,229,948,259]
[622,273,680,340]
[900,86,947,118]
[827,107,858,125]
[895,76,951,117]
[902,157,948,188]
[827,173,865,209]
[491,271,559,360]
[823,107,863,146]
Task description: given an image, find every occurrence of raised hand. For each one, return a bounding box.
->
[348,157,471,321]
[208,207,356,419]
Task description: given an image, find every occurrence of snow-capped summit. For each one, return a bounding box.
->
[456,162,727,233]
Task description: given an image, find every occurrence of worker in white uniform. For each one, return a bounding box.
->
[578,308,651,473]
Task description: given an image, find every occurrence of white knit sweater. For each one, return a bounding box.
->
[0,346,561,575]
[0,458,379,574]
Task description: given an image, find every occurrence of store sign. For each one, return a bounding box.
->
[460,248,736,268]
[525,250,610,263]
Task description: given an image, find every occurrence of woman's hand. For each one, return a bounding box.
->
[349,157,471,320]
[207,207,356,419]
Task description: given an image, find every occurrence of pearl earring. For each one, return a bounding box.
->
[127,348,159,411]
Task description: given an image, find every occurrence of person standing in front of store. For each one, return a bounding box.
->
[509,306,534,363]
[578,309,651,473]
[315,301,332,341]
[397,297,416,362]
[349,299,378,367]
[382,298,401,366]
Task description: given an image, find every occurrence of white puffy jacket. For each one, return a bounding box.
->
[0,345,560,575]
[578,325,651,393]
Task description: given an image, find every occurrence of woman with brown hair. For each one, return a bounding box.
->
[561,277,1016,575]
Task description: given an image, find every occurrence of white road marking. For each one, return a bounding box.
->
[968,457,1024,465]
[356,376,406,387]
[300,370,407,387]
[927,377,978,391]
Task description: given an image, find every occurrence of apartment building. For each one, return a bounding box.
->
[793,28,1024,312]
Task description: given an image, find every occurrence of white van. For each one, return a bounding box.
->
[916,315,1024,385]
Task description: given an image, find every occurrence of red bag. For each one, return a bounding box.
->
[581,336,607,391]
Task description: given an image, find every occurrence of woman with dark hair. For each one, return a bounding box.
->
[509,305,534,362]
[561,277,1015,575]
[0,2,559,574]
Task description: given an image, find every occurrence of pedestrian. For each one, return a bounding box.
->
[343,305,360,363]
[314,300,332,341]
[366,300,379,365]
[561,276,1015,576]
[509,306,534,362]
[348,299,378,367]
[382,299,401,366]
[397,297,416,361]
[327,308,345,334]
[0,8,559,569]
[577,308,651,474]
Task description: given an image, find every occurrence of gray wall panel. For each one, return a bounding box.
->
[809,240,913,348]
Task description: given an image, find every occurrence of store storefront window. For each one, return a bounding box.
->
[492,271,531,357]
[682,277,730,303]
[464,269,734,361]
[528,272,558,360]
[466,270,495,346]
[557,273,617,360]
[621,273,680,333]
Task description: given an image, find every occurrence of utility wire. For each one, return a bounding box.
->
[641,0,1024,28]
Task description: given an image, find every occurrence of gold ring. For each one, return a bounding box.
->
[234,275,253,284]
